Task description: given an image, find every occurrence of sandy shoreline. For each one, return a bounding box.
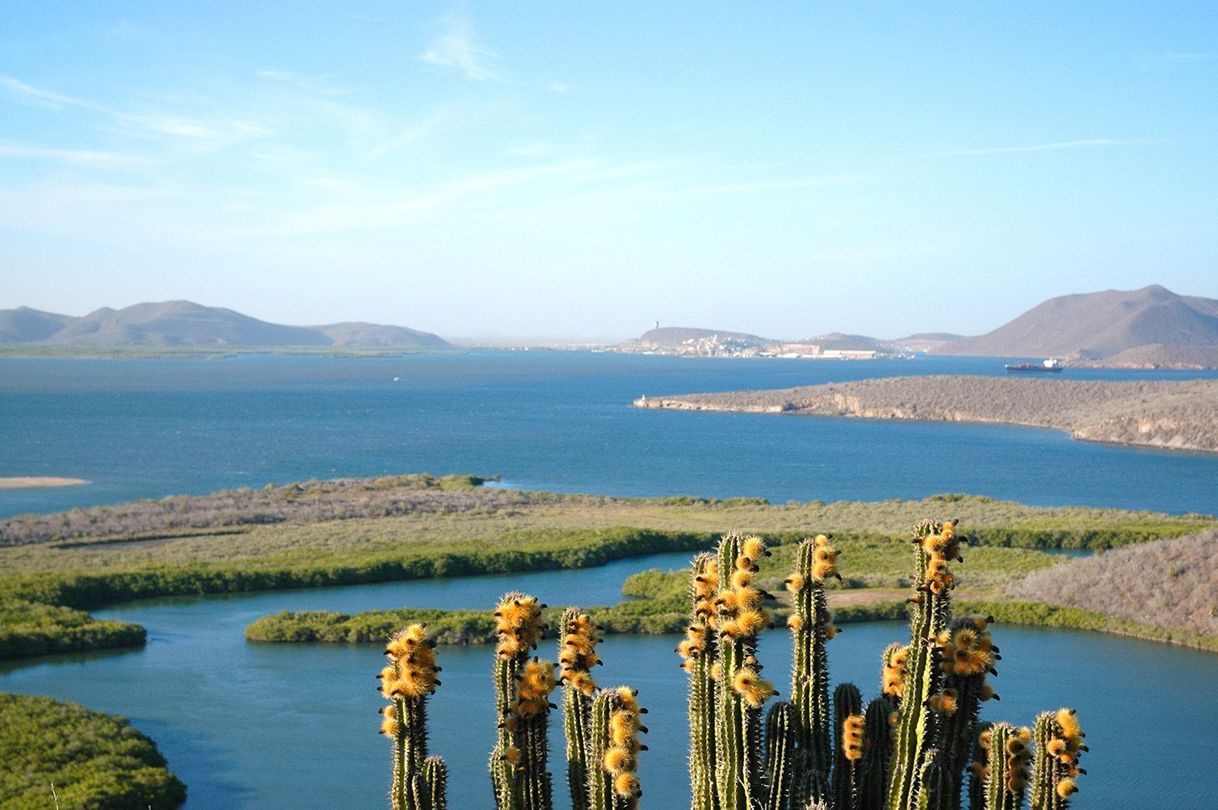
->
[0,477,89,490]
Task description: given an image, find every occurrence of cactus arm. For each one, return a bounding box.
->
[713,533,774,810]
[832,682,864,810]
[680,553,721,810]
[887,521,957,810]
[489,593,554,810]
[1030,710,1085,810]
[763,702,796,810]
[858,695,898,810]
[559,608,600,810]
[380,624,442,810]
[423,757,447,810]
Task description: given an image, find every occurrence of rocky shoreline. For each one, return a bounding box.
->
[633,375,1218,454]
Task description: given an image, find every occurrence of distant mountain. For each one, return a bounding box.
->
[315,322,451,349]
[943,285,1218,362]
[0,301,451,350]
[0,307,75,342]
[635,326,774,349]
[892,333,966,353]
[797,332,894,352]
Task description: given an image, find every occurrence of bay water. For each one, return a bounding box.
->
[2,352,1217,808]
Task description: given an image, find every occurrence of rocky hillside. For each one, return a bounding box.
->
[0,301,451,349]
[1014,530,1218,637]
[635,375,1218,453]
[944,285,1218,361]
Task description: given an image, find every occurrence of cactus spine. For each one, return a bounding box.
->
[489,592,556,810]
[786,534,840,806]
[1030,709,1086,809]
[379,623,445,810]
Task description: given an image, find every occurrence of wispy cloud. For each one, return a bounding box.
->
[1,74,267,143]
[929,138,1156,158]
[1,75,98,111]
[0,140,144,169]
[420,13,502,81]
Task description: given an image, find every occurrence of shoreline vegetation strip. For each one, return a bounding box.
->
[1,475,1214,659]
[0,693,186,810]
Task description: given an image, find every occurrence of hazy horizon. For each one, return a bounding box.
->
[3,3,1216,339]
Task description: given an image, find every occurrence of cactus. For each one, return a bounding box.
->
[966,721,993,810]
[489,592,556,810]
[376,520,1094,810]
[1030,709,1086,809]
[832,683,864,810]
[886,520,959,810]
[585,686,648,809]
[858,696,898,810]
[925,616,1000,810]
[378,623,445,810]
[678,552,720,810]
[559,608,601,810]
[763,701,797,810]
[786,534,840,806]
[980,723,1032,810]
[714,533,778,810]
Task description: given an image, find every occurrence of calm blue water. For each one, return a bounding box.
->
[4,354,1217,807]
[1,552,1213,809]
[2,352,1217,518]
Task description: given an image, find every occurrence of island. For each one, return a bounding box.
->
[633,375,1218,454]
[0,477,89,490]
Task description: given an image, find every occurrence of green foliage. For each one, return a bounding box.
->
[0,599,144,658]
[0,693,185,810]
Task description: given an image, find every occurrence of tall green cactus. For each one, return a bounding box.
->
[926,616,1000,810]
[1030,710,1086,810]
[786,534,839,806]
[981,723,1032,810]
[967,721,993,810]
[378,623,446,810]
[763,701,797,810]
[886,520,959,810]
[714,533,776,810]
[832,683,864,810]
[489,592,556,810]
[678,552,721,810]
[559,608,601,810]
[583,686,647,810]
[858,696,898,810]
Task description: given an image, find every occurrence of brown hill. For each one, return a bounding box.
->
[0,301,452,349]
[944,285,1218,360]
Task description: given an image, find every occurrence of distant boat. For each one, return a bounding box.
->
[1005,358,1063,373]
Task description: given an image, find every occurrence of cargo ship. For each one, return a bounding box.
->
[1004,358,1063,373]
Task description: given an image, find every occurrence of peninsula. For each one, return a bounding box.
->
[633,376,1218,454]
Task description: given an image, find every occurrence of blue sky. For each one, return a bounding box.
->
[1,2,1215,339]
